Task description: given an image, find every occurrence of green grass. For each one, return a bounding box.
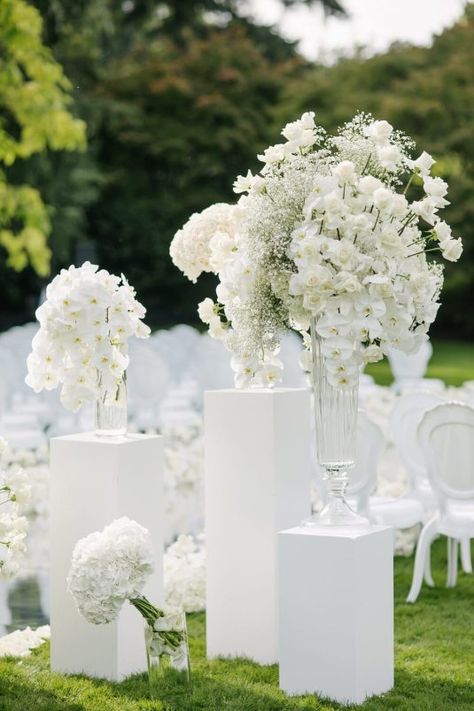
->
[365,339,474,387]
[0,539,473,710]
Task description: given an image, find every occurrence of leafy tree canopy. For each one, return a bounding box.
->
[0,0,86,276]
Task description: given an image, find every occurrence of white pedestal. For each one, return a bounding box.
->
[279,525,393,704]
[50,433,164,680]
[205,388,311,664]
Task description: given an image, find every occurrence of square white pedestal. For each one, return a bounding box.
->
[50,433,163,680]
[279,525,393,704]
[205,388,311,664]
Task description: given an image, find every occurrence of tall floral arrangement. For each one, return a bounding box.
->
[170,112,462,388]
[25,262,150,411]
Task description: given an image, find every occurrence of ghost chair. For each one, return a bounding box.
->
[407,403,474,603]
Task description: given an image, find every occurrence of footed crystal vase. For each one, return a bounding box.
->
[305,318,369,527]
[94,372,127,436]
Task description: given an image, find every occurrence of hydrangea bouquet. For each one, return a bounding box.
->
[25,262,150,433]
[170,112,462,389]
[68,517,190,691]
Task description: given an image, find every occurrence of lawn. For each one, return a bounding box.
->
[0,539,473,711]
[365,339,474,387]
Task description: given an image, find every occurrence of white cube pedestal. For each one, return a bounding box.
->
[205,388,311,664]
[279,525,393,704]
[50,433,164,680]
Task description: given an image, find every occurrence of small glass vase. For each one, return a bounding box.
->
[305,317,369,527]
[94,372,127,437]
[144,611,191,698]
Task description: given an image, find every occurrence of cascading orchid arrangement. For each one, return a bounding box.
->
[170,112,462,388]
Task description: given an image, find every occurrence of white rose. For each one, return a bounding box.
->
[197,298,216,324]
[373,187,394,212]
[433,220,451,242]
[364,120,393,144]
[332,160,357,184]
[440,238,463,262]
[377,145,402,171]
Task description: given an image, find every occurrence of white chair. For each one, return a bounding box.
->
[388,341,433,393]
[390,391,443,509]
[407,403,474,603]
[347,411,425,533]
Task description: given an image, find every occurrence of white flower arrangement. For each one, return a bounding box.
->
[170,112,462,388]
[0,438,31,579]
[67,517,188,662]
[67,517,155,624]
[25,262,150,412]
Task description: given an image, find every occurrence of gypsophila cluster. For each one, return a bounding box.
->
[170,111,462,388]
[25,262,150,411]
[67,517,154,624]
[0,438,31,579]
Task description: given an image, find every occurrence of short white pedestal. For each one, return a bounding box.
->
[205,388,311,664]
[279,525,393,704]
[50,433,164,680]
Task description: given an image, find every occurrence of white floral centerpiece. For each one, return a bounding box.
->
[170,111,461,388]
[0,438,31,579]
[170,111,462,525]
[68,517,190,691]
[25,262,150,434]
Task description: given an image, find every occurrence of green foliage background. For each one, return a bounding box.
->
[1,0,473,337]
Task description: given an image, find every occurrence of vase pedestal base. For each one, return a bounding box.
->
[50,433,164,681]
[278,524,393,704]
[303,495,370,527]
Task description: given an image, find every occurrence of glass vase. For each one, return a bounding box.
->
[144,610,191,698]
[305,317,369,527]
[94,372,127,436]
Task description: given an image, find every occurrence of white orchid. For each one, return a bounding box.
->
[170,111,461,388]
[25,262,149,412]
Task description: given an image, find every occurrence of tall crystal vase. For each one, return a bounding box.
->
[306,317,369,526]
[94,372,127,436]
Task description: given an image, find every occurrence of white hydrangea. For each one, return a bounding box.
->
[25,262,150,412]
[171,111,462,388]
[67,517,154,624]
[170,203,236,282]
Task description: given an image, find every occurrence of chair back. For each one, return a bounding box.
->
[390,391,443,491]
[347,410,384,512]
[418,403,474,507]
[387,340,432,384]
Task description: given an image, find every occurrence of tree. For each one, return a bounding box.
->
[274,5,474,337]
[0,0,86,279]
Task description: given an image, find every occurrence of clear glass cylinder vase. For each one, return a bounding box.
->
[94,372,127,437]
[306,317,369,526]
[144,610,191,698]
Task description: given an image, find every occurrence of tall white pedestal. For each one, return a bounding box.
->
[205,388,311,664]
[279,525,393,704]
[50,433,164,680]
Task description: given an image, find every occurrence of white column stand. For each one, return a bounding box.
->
[279,525,393,704]
[50,433,163,680]
[205,388,311,664]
